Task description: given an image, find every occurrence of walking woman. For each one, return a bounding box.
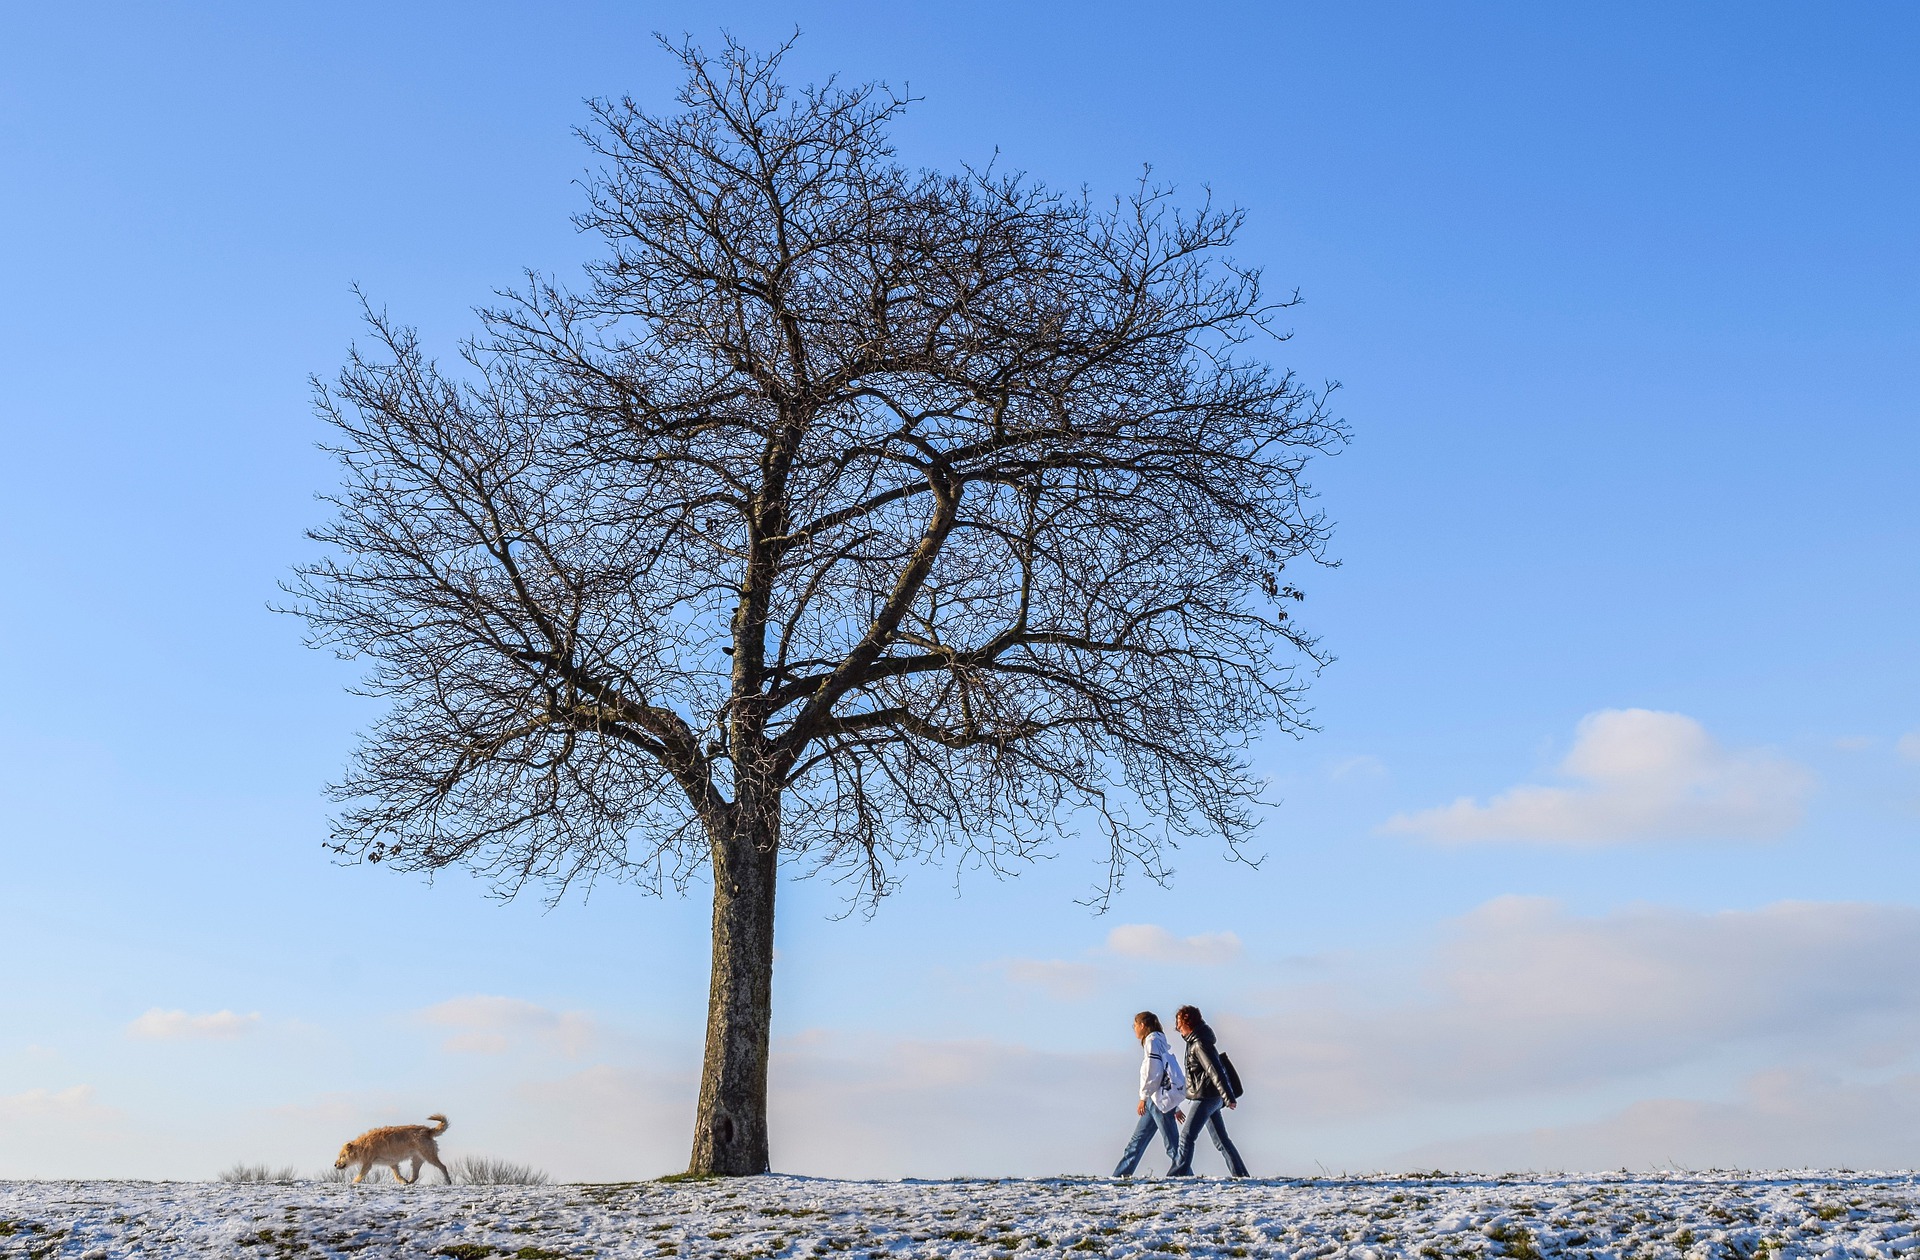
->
[1168,1004,1249,1177]
[1113,1011,1187,1177]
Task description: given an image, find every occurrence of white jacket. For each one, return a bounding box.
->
[1138,1030,1187,1114]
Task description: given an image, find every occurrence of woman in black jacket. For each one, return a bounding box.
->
[1167,1004,1249,1177]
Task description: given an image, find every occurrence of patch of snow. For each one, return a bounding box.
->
[1,1172,1916,1259]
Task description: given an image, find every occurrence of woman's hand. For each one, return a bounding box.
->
[1137,1100,1146,1116]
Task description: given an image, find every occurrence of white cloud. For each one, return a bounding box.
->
[0,1084,135,1178]
[0,1083,115,1121]
[1383,709,1813,845]
[1394,1069,1920,1173]
[1329,754,1389,782]
[24,896,1920,1179]
[768,901,1920,1174]
[1224,897,1920,1128]
[1105,923,1243,965]
[997,924,1243,1001]
[769,1031,1125,1177]
[501,1065,695,1180]
[417,995,596,1057]
[259,1035,1126,1181]
[1898,731,1920,764]
[125,1008,260,1041]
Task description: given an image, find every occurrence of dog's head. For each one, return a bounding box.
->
[334,1141,359,1170]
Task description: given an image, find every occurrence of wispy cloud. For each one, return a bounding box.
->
[998,923,1243,1000]
[1393,1068,1920,1173]
[1105,923,1242,965]
[1383,708,1813,845]
[769,1031,1125,1177]
[1224,896,1920,1126]
[1329,754,1388,782]
[125,1009,260,1041]
[1898,731,1920,764]
[1000,958,1102,1000]
[50,896,1920,1179]
[417,995,596,1057]
[0,1083,116,1120]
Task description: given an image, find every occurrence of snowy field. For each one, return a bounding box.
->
[3,1172,1917,1260]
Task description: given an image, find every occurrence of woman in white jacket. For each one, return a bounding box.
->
[1113,1010,1187,1177]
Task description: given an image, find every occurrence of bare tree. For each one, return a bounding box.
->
[289,35,1343,1176]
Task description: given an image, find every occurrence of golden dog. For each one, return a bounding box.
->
[333,1113,452,1185]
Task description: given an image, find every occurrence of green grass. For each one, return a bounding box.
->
[1485,1223,1543,1260]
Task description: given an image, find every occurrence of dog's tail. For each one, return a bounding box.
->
[426,1113,449,1135]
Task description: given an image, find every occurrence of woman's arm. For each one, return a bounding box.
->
[1195,1039,1234,1101]
[1139,1037,1164,1100]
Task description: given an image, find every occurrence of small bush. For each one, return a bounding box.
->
[453,1155,550,1186]
[219,1163,298,1183]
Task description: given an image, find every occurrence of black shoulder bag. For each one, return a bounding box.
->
[1219,1050,1245,1099]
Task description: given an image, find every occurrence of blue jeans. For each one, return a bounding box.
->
[1112,1103,1181,1177]
[1168,1095,1248,1177]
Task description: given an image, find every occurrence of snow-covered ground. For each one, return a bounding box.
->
[3,1173,1916,1260]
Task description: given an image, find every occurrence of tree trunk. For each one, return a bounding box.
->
[687,799,779,1175]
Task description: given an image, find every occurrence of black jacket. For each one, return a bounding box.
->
[1182,1020,1236,1102]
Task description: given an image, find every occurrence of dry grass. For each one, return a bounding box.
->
[316,1165,391,1183]
[451,1155,549,1186]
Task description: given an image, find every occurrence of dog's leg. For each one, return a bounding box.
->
[428,1151,452,1184]
[352,1162,368,1184]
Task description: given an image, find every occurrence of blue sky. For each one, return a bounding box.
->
[1,2,1916,1179]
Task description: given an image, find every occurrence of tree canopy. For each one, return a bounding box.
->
[290,34,1344,1173]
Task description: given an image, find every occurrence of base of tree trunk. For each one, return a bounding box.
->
[686,813,779,1176]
